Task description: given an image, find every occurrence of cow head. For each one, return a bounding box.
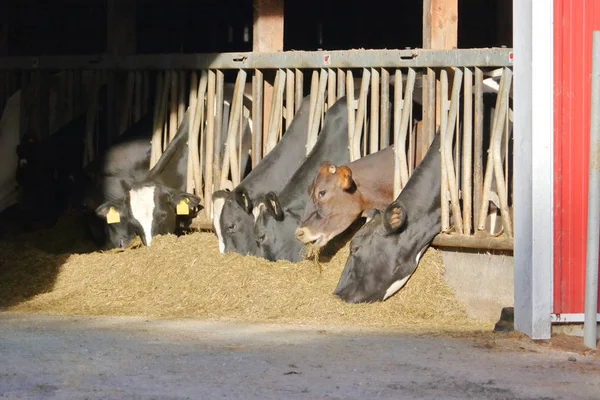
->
[212,188,257,255]
[333,134,442,304]
[253,192,303,262]
[295,161,360,248]
[97,181,200,247]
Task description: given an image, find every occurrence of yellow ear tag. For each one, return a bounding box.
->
[106,207,120,224]
[176,198,190,215]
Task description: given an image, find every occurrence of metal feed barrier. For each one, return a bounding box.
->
[0,48,514,251]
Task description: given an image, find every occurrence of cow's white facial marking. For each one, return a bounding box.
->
[383,275,411,301]
[129,186,156,246]
[382,246,427,301]
[212,197,226,253]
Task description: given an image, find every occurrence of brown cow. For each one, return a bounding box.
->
[294,145,395,248]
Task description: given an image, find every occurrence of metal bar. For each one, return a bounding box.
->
[224,70,247,187]
[462,68,473,235]
[186,72,197,195]
[265,69,285,154]
[118,71,135,135]
[294,68,303,113]
[1,49,514,70]
[169,70,179,142]
[134,71,142,123]
[306,69,328,154]
[392,69,403,197]
[205,70,216,219]
[370,68,380,154]
[307,71,319,154]
[190,70,208,200]
[285,68,294,129]
[443,68,464,234]
[380,68,390,148]
[337,68,345,99]
[151,72,165,168]
[346,70,356,160]
[327,68,336,110]
[214,70,225,191]
[473,68,484,230]
[397,68,416,187]
[440,70,449,232]
[352,68,371,161]
[178,70,186,126]
[491,68,513,237]
[252,70,264,168]
[584,30,600,349]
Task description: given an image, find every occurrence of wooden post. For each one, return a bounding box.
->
[253,0,284,153]
[422,0,458,50]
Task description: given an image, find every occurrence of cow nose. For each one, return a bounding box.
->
[294,227,304,240]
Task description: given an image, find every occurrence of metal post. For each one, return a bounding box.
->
[584,30,600,349]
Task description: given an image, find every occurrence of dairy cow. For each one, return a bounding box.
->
[294,144,396,249]
[94,107,200,247]
[212,95,312,256]
[333,133,442,304]
[253,96,352,262]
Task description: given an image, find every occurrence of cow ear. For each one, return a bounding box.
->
[171,192,202,215]
[337,166,356,192]
[265,192,284,221]
[234,189,253,213]
[212,189,229,202]
[96,201,125,225]
[383,202,407,234]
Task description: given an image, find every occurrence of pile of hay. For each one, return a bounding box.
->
[0,228,488,332]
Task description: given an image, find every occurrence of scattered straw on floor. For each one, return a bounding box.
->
[0,225,489,332]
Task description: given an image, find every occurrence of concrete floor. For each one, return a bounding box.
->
[0,312,599,400]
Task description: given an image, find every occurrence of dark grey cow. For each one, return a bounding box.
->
[212,95,312,256]
[253,96,352,262]
[333,133,442,304]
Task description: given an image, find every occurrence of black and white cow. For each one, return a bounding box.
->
[212,95,312,256]
[333,133,442,304]
[93,107,200,247]
[253,96,352,262]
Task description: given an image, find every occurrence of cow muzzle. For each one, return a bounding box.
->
[295,227,326,247]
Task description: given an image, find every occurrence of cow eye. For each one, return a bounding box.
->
[318,190,326,199]
[350,244,360,254]
[227,223,236,233]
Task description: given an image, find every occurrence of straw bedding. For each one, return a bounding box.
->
[0,216,488,332]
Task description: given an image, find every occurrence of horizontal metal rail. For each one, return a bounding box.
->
[0,48,514,71]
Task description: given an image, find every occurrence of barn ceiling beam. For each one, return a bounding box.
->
[0,49,514,70]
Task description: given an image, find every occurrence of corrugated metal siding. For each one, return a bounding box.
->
[553,0,600,314]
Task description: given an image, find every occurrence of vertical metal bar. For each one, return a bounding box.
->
[307,70,319,151]
[178,70,186,126]
[294,69,303,113]
[252,69,264,168]
[462,68,473,235]
[337,68,346,99]
[491,68,513,237]
[346,70,356,160]
[119,71,135,135]
[352,68,371,160]
[380,68,390,149]
[169,70,179,142]
[205,70,216,218]
[440,70,449,232]
[397,69,415,187]
[584,30,600,349]
[151,71,166,168]
[266,69,286,154]
[186,71,197,195]
[214,70,225,191]
[473,67,484,231]
[143,71,149,115]
[223,70,247,187]
[408,101,415,175]
[285,68,294,129]
[393,69,403,197]
[327,68,336,110]
[370,68,380,154]
[306,69,328,154]
[188,70,207,198]
[443,68,464,234]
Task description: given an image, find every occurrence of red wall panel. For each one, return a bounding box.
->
[553,0,600,314]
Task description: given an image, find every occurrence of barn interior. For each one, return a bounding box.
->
[0,0,514,330]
